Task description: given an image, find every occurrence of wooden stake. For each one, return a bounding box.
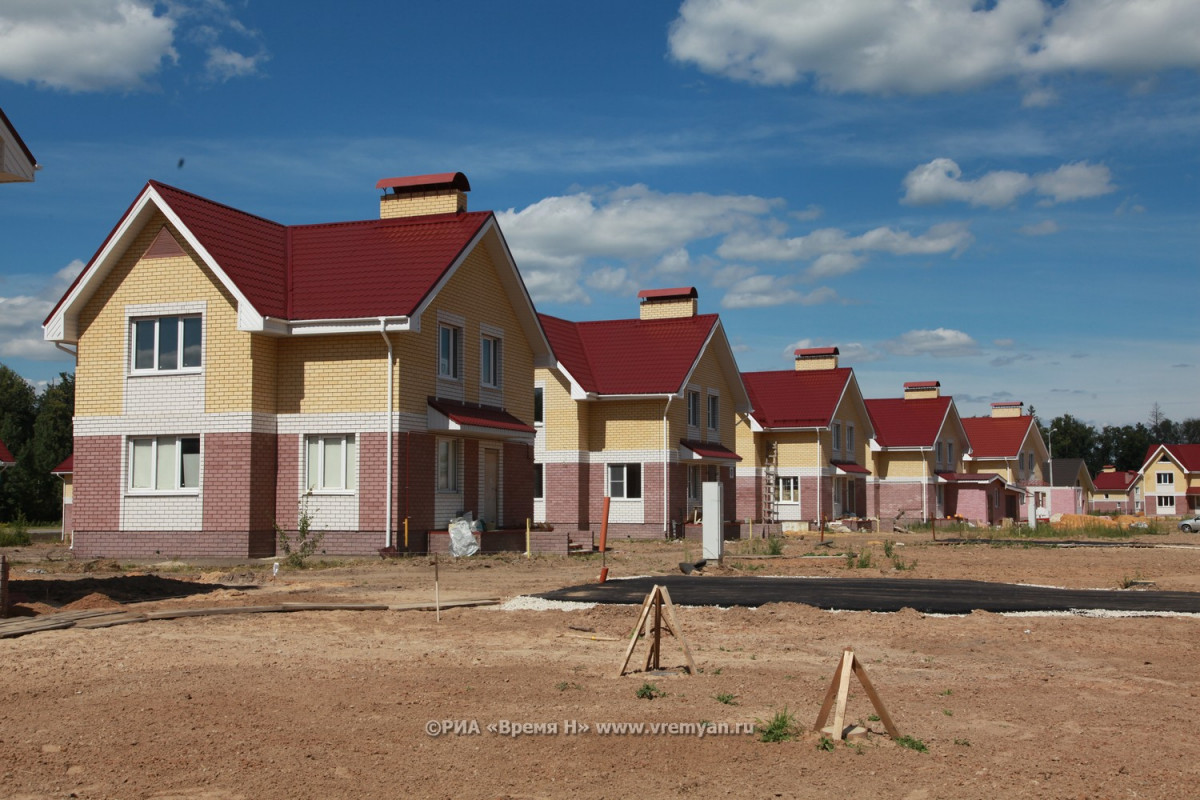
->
[813,647,901,740]
[618,585,695,677]
[434,552,441,623]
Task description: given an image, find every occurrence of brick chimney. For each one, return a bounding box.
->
[1101,464,1116,473]
[904,380,940,400]
[793,347,839,371]
[991,401,1024,418]
[377,172,469,219]
[638,287,698,320]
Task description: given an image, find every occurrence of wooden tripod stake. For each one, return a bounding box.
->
[813,647,901,741]
[617,585,696,677]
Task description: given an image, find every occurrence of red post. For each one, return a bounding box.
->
[598,496,611,583]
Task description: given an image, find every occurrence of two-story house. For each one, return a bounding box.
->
[864,381,1003,524]
[1091,465,1142,514]
[1140,444,1200,517]
[961,402,1048,523]
[534,287,750,539]
[736,348,873,528]
[44,173,551,558]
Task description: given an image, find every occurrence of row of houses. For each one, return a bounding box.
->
[30,173,1200,558]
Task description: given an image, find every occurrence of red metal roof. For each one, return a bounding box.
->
[540,313,717,395]
[960,415,1034,458]
[742,368,852,429]
[796,346,838,357]
[680,440,742,462]
[52,455,73,474]
[936,471,1003,484]
[0,439,13,464]
[1093,470,1138,492]
[1146,444,1200,473]
[376,172,470,192]
[428,399,535,434]
[864,396,952,447]
[904,380,940,389]
[638,287,697,300]
[832,460,870,475]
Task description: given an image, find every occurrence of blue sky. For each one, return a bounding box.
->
[0,0,1196,427]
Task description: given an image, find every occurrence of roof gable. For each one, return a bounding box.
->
[0,439,13,464]
[961,415,1035,458]
[743,368,853,429]
[1141,443,1200,475]
[0,106,38,182]
[1093,469,1138,492]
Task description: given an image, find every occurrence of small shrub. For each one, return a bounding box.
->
[882,539,895,559]
[0,512,32,547]
[766,536,785,556]
[816,735,835,752]
[275,494,324,568]
[896,734,928,753]
[757,708,798,743]
[636,682,663,700]
[714,693,737,705]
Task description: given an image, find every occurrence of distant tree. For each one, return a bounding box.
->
[1095,423,1154,472]
[1043,413,1099,473]
[1180,418,1200,445]
[1147,403,1179,444]
[0,366,75,522]
[0,365,38,521]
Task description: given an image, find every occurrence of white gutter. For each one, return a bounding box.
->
[663,395,674,535]
[817,429,823,525]
[380,319,394,549]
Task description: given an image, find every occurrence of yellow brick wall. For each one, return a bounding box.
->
[639,299,697,320]
[588,399,666,451]
[831,392,871,465]
[379,190,466,219]
[875,450,932,480]
[734,414,760,465]
[968,458,1014,482]
[675,343,737,447]
[538,366,589,451]
[276,334,388,414]
[74,213,259,417]
[774,432,822,469]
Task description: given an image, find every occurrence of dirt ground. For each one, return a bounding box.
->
[4,530,1200,799]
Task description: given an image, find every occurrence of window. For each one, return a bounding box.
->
[132,316,201,372]
[946,442,954,467]
[438,324,462,379]
[831,422,842,452]
[687,465,701,501]
[1158,495,1175,511]
[846,424,855,454]
[1156,472,1174,488]
[481,335,502,388]
[130,436,200,491]
[437,439,460,491]
[305,434,356,492]
[936,441,944,465]
[687,390,700,427]
[707,394,719,431]
[533,463,544,500]
[607,463,642,499]
[533,387,544,424]
[775,476,799,504]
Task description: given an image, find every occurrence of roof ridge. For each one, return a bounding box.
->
[149,180,286,230]
[290,209,492,232]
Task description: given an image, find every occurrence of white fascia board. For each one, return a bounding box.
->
[553,362,590,400]
[284,317,411,336]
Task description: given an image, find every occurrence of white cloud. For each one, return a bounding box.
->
[720,273,838,309]
[902,158,1115,208]
[585,266,638,295]
[0,260,84,361]
[0,0,266,92]
[881,328,981,358]
[718,221,973,262]
[1018,220,1060,236]
[807,252,865,279]
[668,0,1200,95]
[791,204,823,221]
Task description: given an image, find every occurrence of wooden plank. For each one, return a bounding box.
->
[831,648,855,739]
[852,656,901,739]
[0,619,77,638]
[658,586,696,675]
[76,613,149,630]
[144,605,285,620]
[813,652,847,732]
[279,603,389,612]
[388,598,500,611]
[618,589,657,677]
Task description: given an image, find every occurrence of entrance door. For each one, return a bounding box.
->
[483,449,500,527]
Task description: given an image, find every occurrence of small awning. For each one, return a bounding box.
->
[51,455,74,475]
[679,439,742,464]
[1187,487,1200,496]
[427,398,535,441]
[832,460,870,476]
[936,471,1004,485]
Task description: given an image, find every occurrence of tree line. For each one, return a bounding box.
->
[0,364,74,523]
[1035,405,1200,477]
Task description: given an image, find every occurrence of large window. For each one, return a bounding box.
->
[687,390,700,427]
[438,324,462,379]
[130,436,200,491]
[306,434,356,492]
[481,335,502,388]
[775,475,799,504]
[132,316,201,372]
[1157,495,1175,511]
[707,394,719,432]
[1156,472,1174,488]
[607,463,642,499]
[438,439,460,492]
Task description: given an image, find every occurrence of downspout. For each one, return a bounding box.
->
[923,447,931,521]
[379,319,394,549]
[816,429,823,527]
[663,395,674,536]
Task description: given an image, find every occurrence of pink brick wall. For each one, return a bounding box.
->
[73,435,121,532]
[73,530,268,559]
[544,462,590,531]
[869,481,932,524]
[503,442,534,527]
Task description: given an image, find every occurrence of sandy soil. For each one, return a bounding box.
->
[3,530,1200,799]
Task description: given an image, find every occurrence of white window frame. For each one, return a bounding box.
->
[687,390,701,428]
[687,464,702,501]
[128,435,200,493]
[1156,471,1174,488]
[775,475,799,504]
[831,422,842,452]
[607,463,642,499]
[480,333,502,389]
[936,441,944,466]
[707,394,719,432]
[130,315,203,374]
[1157,494,1175,510]
[946,441,954,468]
[437,438,461,492]
[305,434,357,494]
[846,423,855,454]
[438,323,463,380]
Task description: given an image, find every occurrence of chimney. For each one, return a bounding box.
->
[377,172,469,219]
[904,380,940,400]
[638,287,698,320]
[991,401,1024,418]
[1101,464,1116,473]
[793,346,839,371]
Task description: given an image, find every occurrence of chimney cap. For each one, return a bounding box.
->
[904,380,940,389]
[376,172,471,193]
[794,346,839,357]
[638,286,697,301]
[990,401,1023,408]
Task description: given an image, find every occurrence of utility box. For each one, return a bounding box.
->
[702,482,723,561]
